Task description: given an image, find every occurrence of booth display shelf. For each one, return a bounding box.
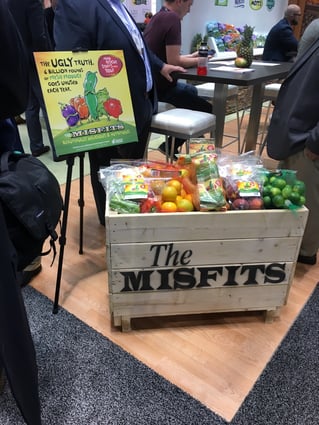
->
[105,206,308,332]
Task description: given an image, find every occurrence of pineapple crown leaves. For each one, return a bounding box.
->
[241,25,255,46]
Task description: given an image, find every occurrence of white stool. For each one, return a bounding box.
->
[157,102,175,113]
[148,108,216,162]
[195,82,242,153]
[258,83,281,155]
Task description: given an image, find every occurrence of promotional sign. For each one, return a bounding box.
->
[123,0,152,23]
[34,50,137,159]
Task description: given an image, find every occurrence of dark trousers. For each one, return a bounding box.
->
[0,204,41,425]
[25,66,53,154]
[0,118,24,153]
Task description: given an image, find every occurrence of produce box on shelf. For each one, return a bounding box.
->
[105,205,308,332]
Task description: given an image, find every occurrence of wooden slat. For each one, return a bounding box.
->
[109,237,300,269]
[106,208,308,243]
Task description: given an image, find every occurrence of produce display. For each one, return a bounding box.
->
[100,143,306,214]
[205,21,266,52]
[261,170,306,209]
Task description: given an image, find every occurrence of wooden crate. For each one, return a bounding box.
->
[105,207,308,331]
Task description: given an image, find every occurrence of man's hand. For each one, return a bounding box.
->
[304,147,319,161]
[160,64,186,82]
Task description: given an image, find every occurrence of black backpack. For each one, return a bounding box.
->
[0,151,63,271]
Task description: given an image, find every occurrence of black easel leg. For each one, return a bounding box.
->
[53,156,75,314]
[78,153,85,255]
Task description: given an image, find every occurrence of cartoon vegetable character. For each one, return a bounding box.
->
[70,95,89,120]
[59,103,80,127]
[96,87,110,118]
[103,98,123,119]
[83,71,98,120]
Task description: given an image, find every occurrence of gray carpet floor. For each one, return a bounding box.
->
[0,284,318,424]
[0,286,226,425]
[231,283,319,425]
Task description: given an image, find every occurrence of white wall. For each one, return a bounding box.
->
[180,0,289,54]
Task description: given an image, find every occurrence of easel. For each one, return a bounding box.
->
[33,49,138,314]
[53,152,85,314]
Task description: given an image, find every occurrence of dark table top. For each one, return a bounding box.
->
[175,61,293,87]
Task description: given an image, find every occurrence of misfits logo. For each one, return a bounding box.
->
[118,243,287,292]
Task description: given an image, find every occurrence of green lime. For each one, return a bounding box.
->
[292,180,306,195]
[289,191,300,205]
[269,175,277,185]
[298,195,306,206]
[272,177,287,190]
[272,194,285,208]
[263,195,272,208]
[262,185,272,197]
[281,185,292,199]
[270,187,281,197]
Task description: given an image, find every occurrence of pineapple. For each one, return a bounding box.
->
[237,25,254,67]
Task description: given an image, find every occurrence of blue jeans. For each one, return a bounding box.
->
[158,82,212,148]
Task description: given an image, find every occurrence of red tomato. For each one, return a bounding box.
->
[77,103,89,119]
[103,98,123,119]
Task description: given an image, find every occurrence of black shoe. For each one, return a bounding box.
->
[21,265,42,287]
[15,115,26,125]
[297,254,317,265]
[158,141,179,161]
[32,145,50,157]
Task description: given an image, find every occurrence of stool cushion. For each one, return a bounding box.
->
[196,82,238,98]
[150,109,216,138]
[264,83,281,100]
[157,102,175,113]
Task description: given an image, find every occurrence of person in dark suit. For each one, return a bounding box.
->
[7,0,52,157]
[296,18,319,59]
[266,38,319,266]
[54,0,184,225]
[262,4,301,62]
[0,1,42,423]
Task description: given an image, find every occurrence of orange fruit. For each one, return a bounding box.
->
[161,201,177,212]
[161,185,178,202]
[184,193,193,202]
[167,179,182,195]
[176,198,194,212]
[180,188,187,198]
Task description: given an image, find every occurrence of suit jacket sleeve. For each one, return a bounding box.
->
[267,41,319,160]
[54,0,163,73]
[26,0,52,52]
[0,1,29,119]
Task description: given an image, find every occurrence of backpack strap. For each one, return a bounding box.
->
[0,151,26,173]
[40,237,57,267]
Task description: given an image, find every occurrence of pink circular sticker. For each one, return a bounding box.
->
[98,55,123,77]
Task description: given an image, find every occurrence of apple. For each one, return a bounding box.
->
[232,198,249,210]
[248,197,264,210]
[235,57,248,68]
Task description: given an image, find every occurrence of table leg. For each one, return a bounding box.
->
[243,83,265,153]
[212,83,228,148]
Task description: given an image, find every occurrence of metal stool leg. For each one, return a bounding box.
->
[259,100,273,148]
